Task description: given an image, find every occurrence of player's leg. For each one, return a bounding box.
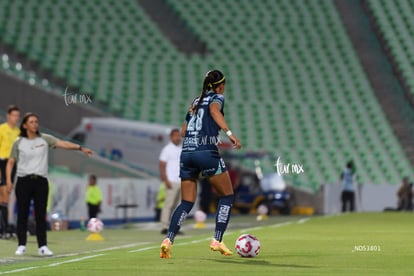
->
[160,152,198,258]
[208,172,234,235]
[160,179,196,258]
[1,160,16,237]
[208,171,234,256]
[0,186,7,237]
[0,160,8,237]
[165,152,198,243]
[166,180,196,242]
[172,182,183,234]
[160,182,180,233]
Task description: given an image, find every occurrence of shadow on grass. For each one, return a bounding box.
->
[210,258,317,269]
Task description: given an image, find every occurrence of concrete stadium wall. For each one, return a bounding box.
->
[290,186,324,215]
[50,149,152,178]
[323,183,400,213]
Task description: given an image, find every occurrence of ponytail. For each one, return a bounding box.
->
[193,70,225,113]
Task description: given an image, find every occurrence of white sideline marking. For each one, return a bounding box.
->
[0,267,38,274]
[0,255,103,275]
[270,221,293,228]
[128,246,157,253]
[0,242,148,274]
[238,226,264,233]
[323,213,346,219]
[47,254,104,267]
[178,237,210,246]
[55,242,149,258]
[297,218,310,224]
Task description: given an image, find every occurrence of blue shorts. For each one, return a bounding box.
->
[180,150,227,180]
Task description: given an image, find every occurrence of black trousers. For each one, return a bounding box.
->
[0,159,16,234]
[15,175,48,247]
[341,191,355,212]
[87,203,100,219]
[0,158,16,185]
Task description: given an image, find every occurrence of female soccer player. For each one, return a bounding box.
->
[6,113,92,256]
[160,70,242,258]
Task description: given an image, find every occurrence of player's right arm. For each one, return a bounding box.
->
[181,122,187,138]
[181,102,195,138]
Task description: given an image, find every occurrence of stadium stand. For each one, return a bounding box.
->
[365,0,414,98]
[0,0,412,190]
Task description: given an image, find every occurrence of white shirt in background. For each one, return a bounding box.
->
[159,142,182,184]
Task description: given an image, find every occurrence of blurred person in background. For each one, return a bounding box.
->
[159,128,182,235]
[155,184,166,221]
[86,174,103,219]
[340,161,356,212]
[0,105,20,239]
[397,177,412,211]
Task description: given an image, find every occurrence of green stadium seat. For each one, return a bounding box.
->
[0,0,411,189]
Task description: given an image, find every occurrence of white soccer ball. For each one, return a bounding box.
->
[194,210,207,222]
[235,234,261,257]
[87,218,104,233]
[257,204,269,215]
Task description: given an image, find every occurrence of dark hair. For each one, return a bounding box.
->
[89,174,97,182]
[170,128,180,136]
[19,112,40,137]
[193,70,225,113]
[346,160,354,170]
[7,105,20,114]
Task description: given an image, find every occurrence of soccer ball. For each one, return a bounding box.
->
[235,234,261,257]
[87,218,104,233]
[194,210,207,222]
[257,204,268,215]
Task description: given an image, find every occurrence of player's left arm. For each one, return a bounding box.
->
[210,103,242,149]
[210,102,230,131]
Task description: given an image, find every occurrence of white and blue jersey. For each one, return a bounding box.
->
[180,91,227,179]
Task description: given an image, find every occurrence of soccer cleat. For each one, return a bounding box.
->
[210,239,233,256]
[15,245,26,256]
[38,246,53,256]
[160,238,172,259]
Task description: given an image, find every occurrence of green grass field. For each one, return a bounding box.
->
[0,212,413,275]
